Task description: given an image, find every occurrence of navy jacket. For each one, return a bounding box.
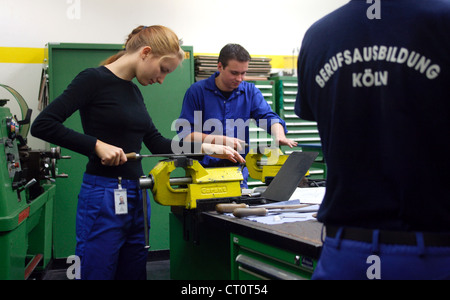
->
[296,0,450,231]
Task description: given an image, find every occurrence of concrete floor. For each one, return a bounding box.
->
[35,251,171,280]
[146,260,171,280]
[39,260,170,280]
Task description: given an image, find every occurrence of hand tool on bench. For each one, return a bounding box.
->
[233,207,318,218]
[273,215,308,221]
[215,202,312,214]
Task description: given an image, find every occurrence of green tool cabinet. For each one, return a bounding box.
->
[231,234,316,280]
[169,210,322,280]
[247,80,276,187]
[247,80,277,150]
[271,76,326,180]
[44,43,194,258]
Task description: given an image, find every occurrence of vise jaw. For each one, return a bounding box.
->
[140,156,243,210]
[246,147,289,183]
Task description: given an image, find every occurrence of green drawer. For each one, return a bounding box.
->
[231,234,317,280]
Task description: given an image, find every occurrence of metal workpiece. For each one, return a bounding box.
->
[139,175,154,190]
[126,152,206,161]
[139,174,194,190]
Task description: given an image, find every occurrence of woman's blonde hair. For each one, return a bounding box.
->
[102,25,184,65]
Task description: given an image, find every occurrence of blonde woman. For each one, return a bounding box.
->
[31,25,244,280]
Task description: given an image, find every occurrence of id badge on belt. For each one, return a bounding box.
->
[114,177,128,215]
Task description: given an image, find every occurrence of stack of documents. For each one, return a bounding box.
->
[231,187,325,225]
[243,200,320,225]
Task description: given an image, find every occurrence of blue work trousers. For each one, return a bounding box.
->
[75,173,150,280]
[312,227,450,280]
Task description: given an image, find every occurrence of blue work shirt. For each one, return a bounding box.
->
[177,72,287,168]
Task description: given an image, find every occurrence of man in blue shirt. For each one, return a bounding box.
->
[296,0,450,279]
[177,44,297,186]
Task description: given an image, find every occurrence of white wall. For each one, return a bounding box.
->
[0,0,348,148]
[1,0,347,52]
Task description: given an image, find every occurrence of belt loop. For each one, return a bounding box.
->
[335,227,344,250]
[372,230,380,254]
[416,232,426,257]
[320,224,326,243]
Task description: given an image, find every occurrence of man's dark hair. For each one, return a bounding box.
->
[218,44,251,68]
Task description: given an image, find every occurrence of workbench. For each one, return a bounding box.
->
[169,207,323,280]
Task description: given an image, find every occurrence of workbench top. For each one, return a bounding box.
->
[202,211,323,259]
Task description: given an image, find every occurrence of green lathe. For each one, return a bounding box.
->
[0,85,69,280]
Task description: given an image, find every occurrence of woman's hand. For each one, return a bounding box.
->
[95,140,128,166]
[221,136,246,152]
[201,143,246,164]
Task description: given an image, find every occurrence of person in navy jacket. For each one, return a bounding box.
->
[296,0,450,279]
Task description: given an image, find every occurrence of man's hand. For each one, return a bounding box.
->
[271,123,298,148]
[276,136,298,148]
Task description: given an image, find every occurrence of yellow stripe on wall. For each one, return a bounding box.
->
[258,55,297,70]
[0,47,296,68]
[0,47,45,64]
[193,53,297,69]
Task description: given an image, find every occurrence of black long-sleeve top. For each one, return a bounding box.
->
[31,66,191,180]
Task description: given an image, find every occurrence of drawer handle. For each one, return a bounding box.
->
[235,254,306,280]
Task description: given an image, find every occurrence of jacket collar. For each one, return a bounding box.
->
[205,72,246,95]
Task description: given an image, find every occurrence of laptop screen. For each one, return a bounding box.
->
[261,151,319,202]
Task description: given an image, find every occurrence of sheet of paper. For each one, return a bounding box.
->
[239,205,320,225]
[227,199,320,225]
[289,187,326,204]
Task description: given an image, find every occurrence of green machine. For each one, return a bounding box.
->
[0,85,65,280]
[44,43,195,258]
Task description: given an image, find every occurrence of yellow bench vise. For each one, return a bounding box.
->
[246,148,309,183]
[139,156,243,210]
